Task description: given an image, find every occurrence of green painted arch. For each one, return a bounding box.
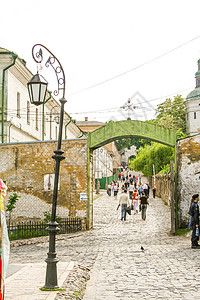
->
[88,120,177,149]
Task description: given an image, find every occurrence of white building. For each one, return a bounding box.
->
[77,118,121,180]
[185,58,200,136]
[93,147,113,179]
[120,145,136,167]
[0,47,82,143]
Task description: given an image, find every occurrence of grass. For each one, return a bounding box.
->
[40,287,66,292]
[94,194,103,201]
[9,229,48,240]
[72,289,83,299]
[175,228,191,236]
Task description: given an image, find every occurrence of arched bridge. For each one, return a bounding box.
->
[88,120,177,149]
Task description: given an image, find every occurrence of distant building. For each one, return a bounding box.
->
[76,117,105,133]
[77,117,121,177]
[186,59,200,136]
[120,145,136,167]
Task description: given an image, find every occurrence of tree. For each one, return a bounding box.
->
[6,192,20,227]
[129,143,174,177]
[127,95,186,175]
[155,95,186,133]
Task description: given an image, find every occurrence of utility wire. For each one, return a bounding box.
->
[5,85,191,118]
[67,35,200,96]
[68,87,192,115]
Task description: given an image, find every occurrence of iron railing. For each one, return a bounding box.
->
[7,217,82,240]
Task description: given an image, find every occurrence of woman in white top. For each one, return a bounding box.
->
[113,183,118,198]
[129,183,134,200]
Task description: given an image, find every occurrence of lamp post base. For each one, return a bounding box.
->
[44,257,59,289]
[44,221,60,289]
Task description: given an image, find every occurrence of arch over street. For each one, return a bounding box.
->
[88,120,177,150]
[87,120,177,229]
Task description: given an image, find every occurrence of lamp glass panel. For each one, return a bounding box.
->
[40,84,47,103]
[32,83,40,103]
[28,84,33,102]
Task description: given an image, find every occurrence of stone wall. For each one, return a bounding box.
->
[155,174,171,206]
[152,134,200,228]
[177,134,200,228]
[0,138,88,229]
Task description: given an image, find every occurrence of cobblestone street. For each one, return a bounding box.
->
[9,191,200,299]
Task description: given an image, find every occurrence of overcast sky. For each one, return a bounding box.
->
[1,0,200,122]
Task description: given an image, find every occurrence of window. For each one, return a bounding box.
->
[194,112,197,119]
[27,101,30,124]
[44,174,60,191]
[36,108,38,130]
[196,78,200,87]
[17,92,20,118]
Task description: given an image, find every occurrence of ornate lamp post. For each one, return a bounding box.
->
[27,44,67,289]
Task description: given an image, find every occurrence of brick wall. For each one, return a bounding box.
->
[177,134,200,228]
[0,138,88,229]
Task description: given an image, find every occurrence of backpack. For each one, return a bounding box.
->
[188,204,194,217]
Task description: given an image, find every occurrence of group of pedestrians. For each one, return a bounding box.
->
[107,175,150,222]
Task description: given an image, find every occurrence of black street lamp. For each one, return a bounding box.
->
[27,44,67,289]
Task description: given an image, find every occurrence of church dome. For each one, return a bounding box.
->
[186,87,200,100]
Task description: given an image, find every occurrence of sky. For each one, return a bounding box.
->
[1,0,200,122]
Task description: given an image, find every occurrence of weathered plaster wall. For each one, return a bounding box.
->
[177,134,200,227]
[0,139,88,229]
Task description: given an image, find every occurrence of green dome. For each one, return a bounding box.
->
[186,87,200,99]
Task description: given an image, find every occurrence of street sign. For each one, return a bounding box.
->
[80,193,88,201]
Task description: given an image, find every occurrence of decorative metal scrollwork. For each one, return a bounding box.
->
[32,44,66,98]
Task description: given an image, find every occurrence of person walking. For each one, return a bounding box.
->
[138,185,143,198]
[121,184,125,194]
[107,183,111,196]
[188,196,194,230]
[118,173,121,182]
[113,182,118,199]
[111,181,114,194]
[189,194,200,248]
[143,183,148,197]
[129,183,134,200]
[153,186,156,198]
[139,192,149,221]
[132,189,139,214]
[118,189,130,221]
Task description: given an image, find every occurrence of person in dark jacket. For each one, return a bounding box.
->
[139,192,149,221]
[189,194,200,248]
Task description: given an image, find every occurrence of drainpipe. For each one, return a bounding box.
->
[1,52,18,143]
[42,92,52,141]
[65,117,72,139]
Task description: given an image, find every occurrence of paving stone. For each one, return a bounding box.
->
[8,185,200,299]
